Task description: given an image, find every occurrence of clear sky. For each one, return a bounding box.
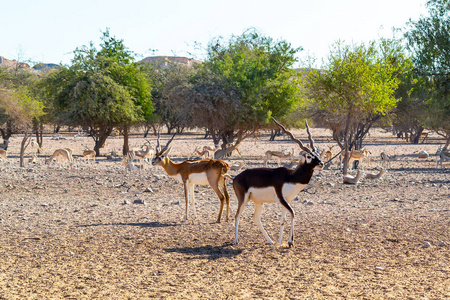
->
[0,0,429,67]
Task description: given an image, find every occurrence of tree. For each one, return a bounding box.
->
[405,0,450,148]
[304,40,411,174]
[0,77,45,167]
[143,59,195,135]
[188,29,301,148]
[44,30,153,155]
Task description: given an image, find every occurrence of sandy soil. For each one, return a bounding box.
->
[0,128,448,299]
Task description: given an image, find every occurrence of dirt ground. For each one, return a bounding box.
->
[0,128,448,299]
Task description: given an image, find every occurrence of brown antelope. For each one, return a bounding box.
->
[191,146,211,159]
[343,169,364,184]
[152,134,231,223]
[340,148,371,169]
[213,130,253,159]
[419,131,429,143]
[263,148,294,167]
[133,141,154,167]
[82,145,96,164]
[233,118,323,247]
[365,167,386,180]
[324,146,334,162]
[47,149,73,168]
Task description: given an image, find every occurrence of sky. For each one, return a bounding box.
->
[0,0,429,67]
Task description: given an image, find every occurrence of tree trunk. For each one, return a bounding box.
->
[93,127,113,156]
[122,125,130,156]
[20,133,31,168]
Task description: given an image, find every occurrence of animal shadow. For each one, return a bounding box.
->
[164,244,242,260]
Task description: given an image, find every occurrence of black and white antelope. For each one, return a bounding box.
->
[152,134,231,223]
[233,118,323,247]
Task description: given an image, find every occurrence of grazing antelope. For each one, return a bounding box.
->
[436,148,450,168]
[47,148,73,168]
[263,148,294,167]
[365,167,386,180]
[380,152,397,169]
[152,134,231,223]
[233,118,323,247]
[81,145,96,164]
[343,169,364,184]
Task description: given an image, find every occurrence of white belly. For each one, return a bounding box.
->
[173,173,209,185]
[247,183,307,204]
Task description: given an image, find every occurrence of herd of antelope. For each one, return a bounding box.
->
[0,122,448,246]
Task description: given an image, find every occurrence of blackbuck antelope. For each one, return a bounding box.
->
[263,148,294,167]
[152,134,231,223]
[233,118,323,247]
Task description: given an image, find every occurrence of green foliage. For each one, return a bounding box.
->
[306,41,403,117]
[43,30,153,152]
[405,0,450,138]
[201,29,301,126]
[303,40,411,172]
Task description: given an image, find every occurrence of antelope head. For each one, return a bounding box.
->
[152,133,176,166]
[272,118,323,170]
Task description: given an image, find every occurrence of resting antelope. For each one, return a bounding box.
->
[343,169,364,184]
[263,148,294,167]
[233,118,323,247]
[122,151,144,172]
[152,134,231,223]
[365,167,386,180]
[47,148,73,168]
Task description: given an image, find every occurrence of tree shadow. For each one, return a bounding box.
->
[164,244,242,260]
[77,221,177,228]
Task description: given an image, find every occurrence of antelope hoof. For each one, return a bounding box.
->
[288,241,294,248]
